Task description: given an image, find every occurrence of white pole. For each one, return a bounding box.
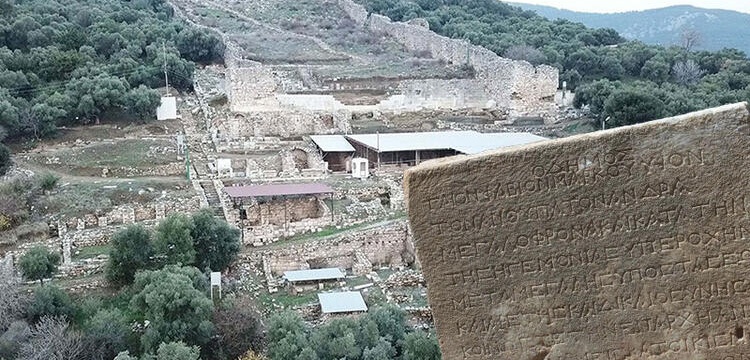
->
[163,41,169,94]
[376,132,380,169]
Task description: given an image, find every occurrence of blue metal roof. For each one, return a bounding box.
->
[318,291,368,313]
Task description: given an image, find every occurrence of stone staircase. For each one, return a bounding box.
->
[200,181,225,219]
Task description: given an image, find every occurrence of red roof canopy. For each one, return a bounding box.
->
[224,183,334,198]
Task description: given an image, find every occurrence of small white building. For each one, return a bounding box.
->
[216,158,233,178]
[156,96,178,121]
[351,158,369,179]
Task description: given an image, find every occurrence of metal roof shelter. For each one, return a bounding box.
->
[310,135,355,152]
[345,131,547,155]
[283,268,346,283]
[224,183,334,199]
[452,132,548,154]
[318,291,368,314]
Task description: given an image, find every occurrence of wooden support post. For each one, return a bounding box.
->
[283,198,288,236]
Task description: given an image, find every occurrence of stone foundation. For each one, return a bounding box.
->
[242,220,413,277]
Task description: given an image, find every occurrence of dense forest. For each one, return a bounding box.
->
[358,0,750,127]
[0,0,223,144]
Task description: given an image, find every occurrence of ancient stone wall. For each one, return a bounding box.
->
[216,108,352,138]
[337,0,558,118]
[243,220,413,276]
[227,66,279,112]
[244,196,324,226]
[377,79,491,111]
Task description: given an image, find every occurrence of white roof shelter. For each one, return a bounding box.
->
[283,268,346,283]
[345,131,546,155]
[310,135,355,152]
[318,291,368,314]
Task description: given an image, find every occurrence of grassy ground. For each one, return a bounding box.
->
[269,213,406,248]
[73,244,112,261]
[37,180,193,218]
[257,290,318,313]
[345,276,372,288]
[23,138,183,177]
[561,119,599,135]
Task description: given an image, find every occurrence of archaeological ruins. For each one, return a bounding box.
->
[0,0,587,341]
[405,102,750,359]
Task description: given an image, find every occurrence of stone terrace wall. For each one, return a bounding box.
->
[337,0,558,117]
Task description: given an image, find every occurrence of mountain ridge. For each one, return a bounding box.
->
[508,2,750,54]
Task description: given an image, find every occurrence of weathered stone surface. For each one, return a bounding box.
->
[405,103,750,359]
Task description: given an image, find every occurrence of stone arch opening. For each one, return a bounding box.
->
[291,148,309,170]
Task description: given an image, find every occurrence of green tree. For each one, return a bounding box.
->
[640,56,670,83]
[297,347,318,360]
[0,97,19,138]
[191,209,240,271]
[364,305,407,346]
[129,265,214,353]
[82,309,130,360]
[125,85,161,120]
[604,88,666,127]
[0,144,10,176]
[147,341,200,360]
[310,318,361,359]
[153,213,195,266]
[18,246,60,285]
[0,0,13,18]
[573,79,622,116]
[402,331,441,360]
[267,312,308,360]
[362,338,397,360]
[26,285,75,323]
[176,28,225,64]
[106,225,154,287]
[362,338,396,360]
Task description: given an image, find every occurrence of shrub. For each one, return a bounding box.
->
[37,172,60,191]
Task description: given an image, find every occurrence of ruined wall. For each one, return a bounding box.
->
[244,196,324,226]
[227,66,278,112]
[243,221,412,275]
[216,108,352,138]
[379,79,492,111]
[337,0,558,117]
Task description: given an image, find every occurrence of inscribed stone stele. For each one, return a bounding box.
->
[405,102,750,359]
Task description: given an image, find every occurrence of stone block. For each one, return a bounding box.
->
[405,103,750,359]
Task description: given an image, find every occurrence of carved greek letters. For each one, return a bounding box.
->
[406,104,750,359]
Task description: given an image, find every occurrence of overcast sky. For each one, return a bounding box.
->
[511,1,750,14]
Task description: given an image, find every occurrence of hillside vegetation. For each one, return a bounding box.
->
[0,0,223,144]
[510,3,750,55]
[357,0,750,126]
